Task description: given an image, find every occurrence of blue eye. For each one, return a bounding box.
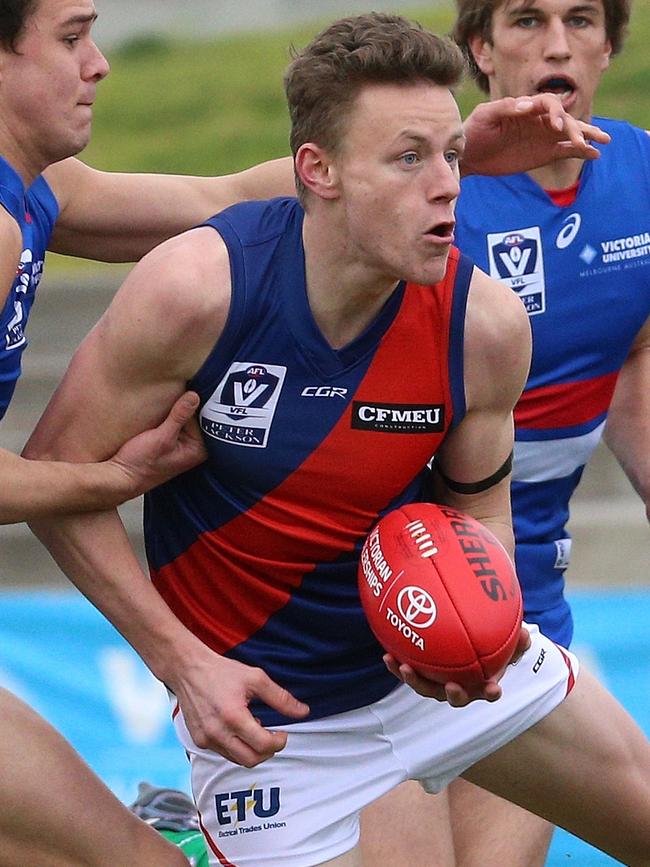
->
[445,151,459,165]
[516,16,539,28]
[401,152,419,166]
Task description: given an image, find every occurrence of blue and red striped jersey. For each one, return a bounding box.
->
[146,198,473,723]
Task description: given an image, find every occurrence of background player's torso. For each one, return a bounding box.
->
[0,157,58,420]
[456,118,650,643]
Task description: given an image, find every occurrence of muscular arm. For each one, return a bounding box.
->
[460,94,610,177]
[44,156,295,262]
[43,95,608,265]
[0,209,204,523]
[434,268,532,556]
[603,314,650,521]
[24,229,307,765]
[386,268,532,705]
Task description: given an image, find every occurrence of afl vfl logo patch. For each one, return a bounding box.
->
[486,226,546,316]
[352,402,444,433]
[200,362,287,448]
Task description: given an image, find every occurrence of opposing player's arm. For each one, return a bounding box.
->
[44,156,295,263]
[461,93,610,178]
[0,208,204,523]
[603,313,650,521]
[2,392,204,524]
[24,231,308,765]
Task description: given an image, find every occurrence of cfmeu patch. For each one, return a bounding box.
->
[486,226,546,315]
[351,402,444,433]
[200,362,287,448]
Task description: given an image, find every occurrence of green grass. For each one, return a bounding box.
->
[48,3,650,272]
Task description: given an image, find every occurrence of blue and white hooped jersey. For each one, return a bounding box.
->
[145,197,473,724]
[456,118,650,646]
[0,156,59,420]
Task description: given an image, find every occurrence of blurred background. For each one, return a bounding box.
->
[0,3,648,864]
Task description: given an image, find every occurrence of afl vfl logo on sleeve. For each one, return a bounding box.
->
[200,362,287,448]
[486,226,546,316]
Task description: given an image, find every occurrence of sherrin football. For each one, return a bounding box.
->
[358,503,523,688]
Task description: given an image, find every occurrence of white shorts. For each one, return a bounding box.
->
[173,624,577,867]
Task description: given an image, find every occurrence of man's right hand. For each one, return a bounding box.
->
[168,648,310,768]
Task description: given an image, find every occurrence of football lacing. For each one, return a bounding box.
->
[405,519,439,558]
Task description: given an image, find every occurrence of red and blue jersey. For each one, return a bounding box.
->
[146,198,472,723]
[0,157,59,419]
[456,118,650,646]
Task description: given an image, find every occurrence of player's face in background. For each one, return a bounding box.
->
[331,81,462,287]
[469,0,612,123]
[0,0,110,172]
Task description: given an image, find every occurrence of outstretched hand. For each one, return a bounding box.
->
[384,625,531,708]
[110,391,207,497]
[461,93,611,177]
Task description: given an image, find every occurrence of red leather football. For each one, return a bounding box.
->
[358,502,523,687]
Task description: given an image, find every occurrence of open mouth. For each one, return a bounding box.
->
[426,221,455,241]
[536,75,576,99]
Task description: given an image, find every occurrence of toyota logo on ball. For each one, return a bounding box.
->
[397,586,437,629]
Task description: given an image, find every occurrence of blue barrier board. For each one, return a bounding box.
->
[0,588,647,865]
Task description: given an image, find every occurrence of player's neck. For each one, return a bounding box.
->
[0,127,43,187]
[526,156,584,193]
[302,217,399,350]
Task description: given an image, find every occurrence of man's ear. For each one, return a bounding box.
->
[468,33,496,79]
[295,143,341,201]
[600,37,612,74]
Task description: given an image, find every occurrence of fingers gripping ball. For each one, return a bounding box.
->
[358,503,523,688]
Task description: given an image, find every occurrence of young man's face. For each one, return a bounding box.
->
[0,0,110,172]
[470,0,611,121]
[330,81,463,287]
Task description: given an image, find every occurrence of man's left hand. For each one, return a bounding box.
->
[461,93,611,177]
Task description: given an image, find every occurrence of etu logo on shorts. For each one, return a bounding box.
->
[215,787,281,825]
[486,226,546,316]
[200,362,287,448]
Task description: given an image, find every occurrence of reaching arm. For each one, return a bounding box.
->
[24,229,308,766]
[43,94,606,265]
[2,391,204,524]
[603,314,650,521]
[461,93,611,177]
[385,268,532,705]
[0,207,204,523]
[44,156,295,262]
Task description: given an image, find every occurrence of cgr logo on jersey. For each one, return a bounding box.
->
[301,385,348,399]
[200,362,286,448]
[352,402,444,434]
[487,226,546,315]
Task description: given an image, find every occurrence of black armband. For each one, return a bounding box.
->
[434,451,513,495]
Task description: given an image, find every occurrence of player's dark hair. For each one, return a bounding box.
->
[453,0,632,93]
[0,0,38,51]
[284,12,466,201]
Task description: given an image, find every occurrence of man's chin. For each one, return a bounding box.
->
[409,251,450,286]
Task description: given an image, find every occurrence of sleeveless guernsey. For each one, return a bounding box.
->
[146,197,473,724]
[0,156,58,419]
